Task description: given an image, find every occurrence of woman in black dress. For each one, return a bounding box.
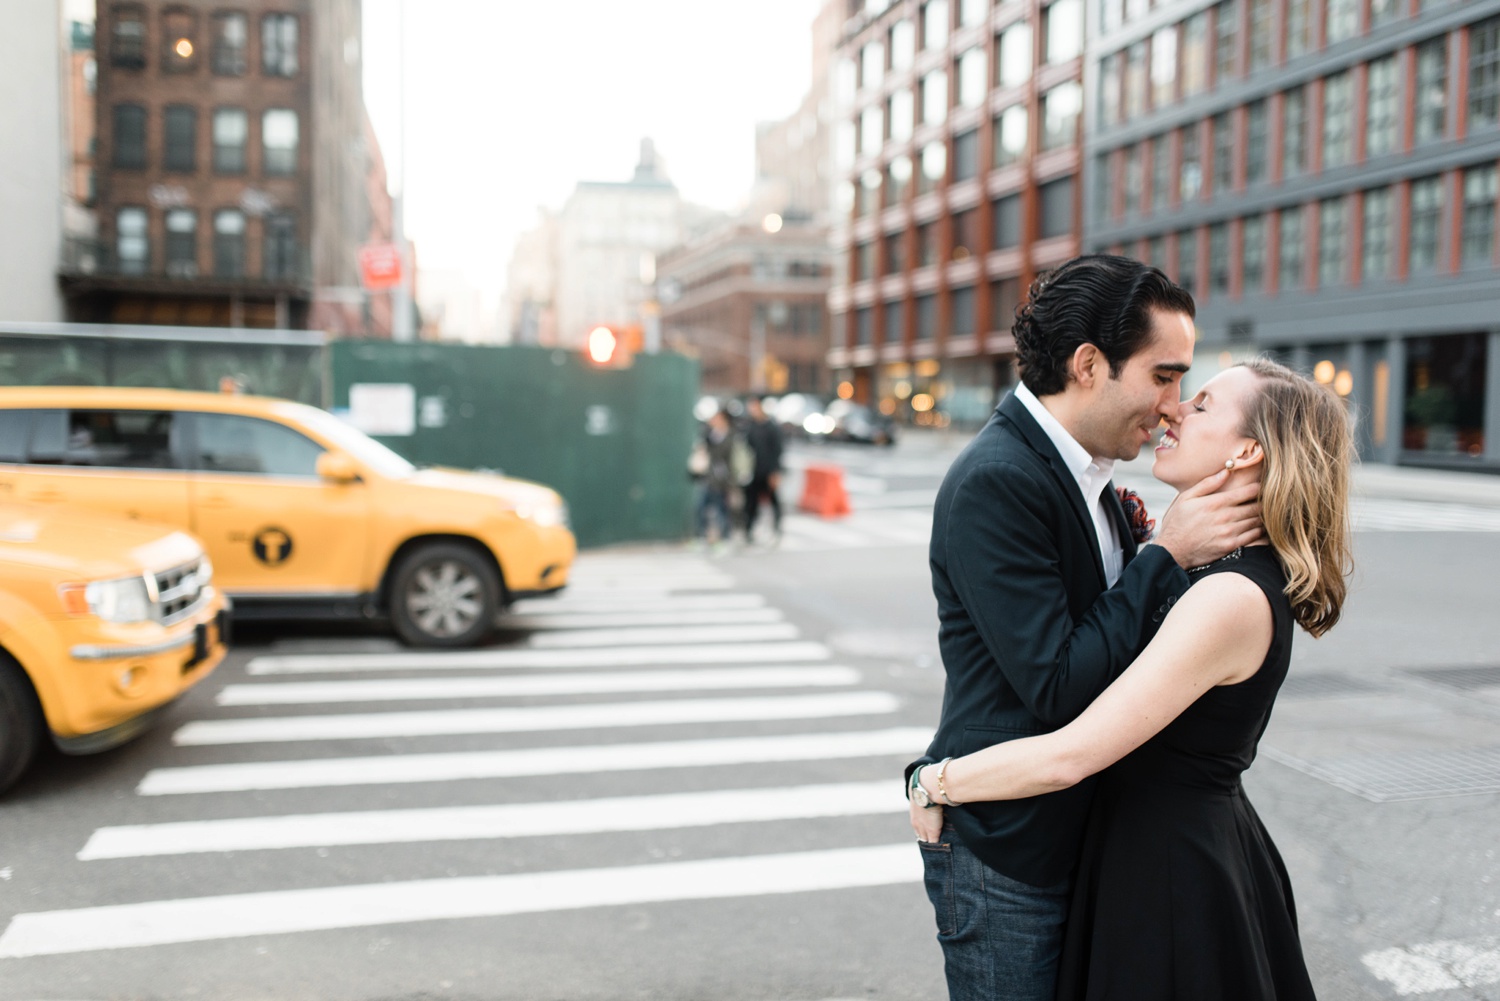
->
[911,358,1353,1000]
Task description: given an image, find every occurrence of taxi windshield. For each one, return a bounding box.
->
[281,404,417,479]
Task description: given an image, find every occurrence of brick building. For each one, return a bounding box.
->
[62,0,385,334]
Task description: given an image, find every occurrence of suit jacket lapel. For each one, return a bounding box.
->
[996,393,1108,589]
[1105,483,1140,564]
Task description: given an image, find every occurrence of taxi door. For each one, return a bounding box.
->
[184,412,371,596]
[0,408,194,529]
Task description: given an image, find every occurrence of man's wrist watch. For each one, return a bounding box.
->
[909,766,939,809]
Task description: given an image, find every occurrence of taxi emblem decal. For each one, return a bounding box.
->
[252,527,294,566]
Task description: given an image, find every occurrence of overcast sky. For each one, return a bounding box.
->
[362,0,822,298]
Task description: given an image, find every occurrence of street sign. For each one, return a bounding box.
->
[359,242,403,291]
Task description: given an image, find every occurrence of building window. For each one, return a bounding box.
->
[888,89,914,144]
[214,209,245,278]
[990,277,1021,332]
[916,293,938,340]
[953,129,980,181]
[264,212,298,280]
[890,19,916,72]
[1212,113,1234,193]
[922,0,950,49]
[1123,145,1143,216]
[1125,41,1148,118]
[884,230,906,273]
[1249,0,1273,71]
[861,105,885,156]
[1285,0,1311,58]
[1415,37,1448,145]
[1182,11,1209,97]
[1403,333,1488,456]
[1245,100,1268,186]
[1098,52,1122,127]
[112,103,147,169]
[883,300,903,344]
[1283,86,1307,178]
[1044,0,1083,63]
[951,286,976,336]
[1041,81,1082,150]
[993,193,1022,248]
[887,155,913,204]
[1370,0,1401,26]
[1410,175,1444,272]
[161,7,197,73]
[1279,206,1304,289]
[1366,56,1400,157]
[1180,124,1202,201]
[856,307,874,346]
[163,105,196,172]
[1243,215,1266,291]
[1461,165,1497,267]
[922,69,948,126]
[1362,187,1392,282]
[211,12,247,75]
[1177,228,1199,291]
[1214,0,1240,84]
[961,0,988,26]
[1151,133,1172,210]
[1324,0,1358,44]
[111,4,146,68]
[997,21,1033,90]
[1149,234,1168,272]
[1208,222,1230,294]
[1469,17,1500,131]
[164,208,197,277]
[857,169,882,216]
[1101,0,1123,32]
[1322,71,1354,169]
[1318,196,1349,286]
[1151,26,1177,107]
[958,49,987,108]
[212,108,247,173]
[262,12,298,76]
[116,206,148,274]
[857,241,877,281]
[861,40,885,92]
[917,221,939,266]
[919,142,947,194]
[1039,175,1075,238]
[994,105,1027,167]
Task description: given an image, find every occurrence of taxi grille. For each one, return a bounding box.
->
[154,558,208,626]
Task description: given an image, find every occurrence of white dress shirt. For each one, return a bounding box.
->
[1012,383,1125,586]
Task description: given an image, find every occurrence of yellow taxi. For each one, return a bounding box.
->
[0,502,227,793]
[0,387,575,648]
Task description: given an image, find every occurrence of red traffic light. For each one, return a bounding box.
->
[587,326,618,364]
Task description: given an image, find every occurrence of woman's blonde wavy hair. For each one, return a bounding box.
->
[1235,358,1354,637]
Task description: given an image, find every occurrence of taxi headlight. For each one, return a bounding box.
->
[197,555,213,588]
[516,499,569,529]
[62,576,156,624]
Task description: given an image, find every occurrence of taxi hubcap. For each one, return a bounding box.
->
[406,560,484,638]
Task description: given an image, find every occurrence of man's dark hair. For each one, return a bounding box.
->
[1012,255,1195,396]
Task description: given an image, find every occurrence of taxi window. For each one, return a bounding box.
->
[0,410,31,462]
[192,413,324,477]
[25,409,181,469]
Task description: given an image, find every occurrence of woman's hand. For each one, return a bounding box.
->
[910,781,944,843]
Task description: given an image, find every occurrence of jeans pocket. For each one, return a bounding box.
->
[919,840,956,937]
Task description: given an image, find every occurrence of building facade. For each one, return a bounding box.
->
[1086,0,1500,470]
[63,0,381,334]
[827,0,1088,428]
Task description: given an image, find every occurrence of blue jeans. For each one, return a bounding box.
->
[919,822,1071,1001]
[695,485,731,540]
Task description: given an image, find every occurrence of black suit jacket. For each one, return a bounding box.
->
[911,391,1191,888]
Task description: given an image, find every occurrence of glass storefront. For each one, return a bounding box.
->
[1403,332,1487,457]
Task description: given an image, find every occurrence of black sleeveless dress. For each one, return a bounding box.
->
[1055,545,1318,1001]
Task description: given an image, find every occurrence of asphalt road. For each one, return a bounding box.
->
[1,433,1498,1000]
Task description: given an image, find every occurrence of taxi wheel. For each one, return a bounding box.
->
[0,654,43,795]
[390,543,501,648]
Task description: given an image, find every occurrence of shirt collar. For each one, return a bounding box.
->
[1012,382,1117,502]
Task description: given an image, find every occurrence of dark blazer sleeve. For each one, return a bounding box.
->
[945,459,1190,726]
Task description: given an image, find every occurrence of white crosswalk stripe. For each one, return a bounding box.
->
[775,509,933,552]
[0,551,928,960]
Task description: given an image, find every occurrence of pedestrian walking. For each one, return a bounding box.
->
[691,409,736,549]
[904,255,1261,1000]
[741,396,784,545]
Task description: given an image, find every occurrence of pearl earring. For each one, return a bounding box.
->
[1225,460,1236,470]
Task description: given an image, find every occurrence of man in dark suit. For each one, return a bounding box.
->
[907,256,1261,1000]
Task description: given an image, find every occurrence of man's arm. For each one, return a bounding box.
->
[946,460,1191,726]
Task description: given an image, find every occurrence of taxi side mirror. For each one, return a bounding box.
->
[316,451,362,484]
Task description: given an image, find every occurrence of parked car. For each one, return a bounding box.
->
[821,399,897,445]
[0,502,228,793]
[0,387,575,648]
[768,393,828,439]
